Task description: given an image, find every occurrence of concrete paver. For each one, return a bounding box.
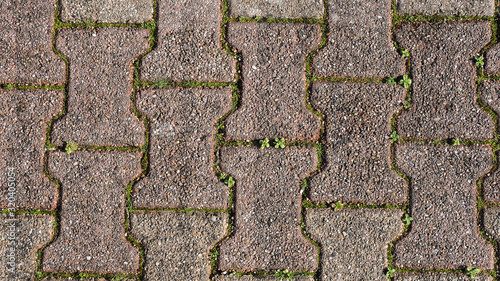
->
[394,272,493,281]
[228,0,324,19]
[397,0,495,16]
[60,0,154,23]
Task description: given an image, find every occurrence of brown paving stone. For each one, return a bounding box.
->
[140,0,236,82]
[308,82,407,205]
[0,214,54,281]
[225,22,321,142]
[394,143,494,270]
[0,89,62,210]
[219,146,317,271]
[484,44,500,76]
[394,272,493,281]
[51,28,149,147]
[130,211,227,281]
[133,87,232,209]
[0,0,65,85]
[311,0,404,79]
[60,0,153,23]
[395,21,494,140]
[397,0,495,17]
[42,150,142,274]
[484,206,500,240]
[304,208,403,281]
[228,0,323,19]
[215,276,314,281]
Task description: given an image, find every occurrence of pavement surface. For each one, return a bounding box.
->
[2,0,500,280]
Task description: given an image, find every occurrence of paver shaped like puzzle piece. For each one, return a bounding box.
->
[305,209,403,281]
[394,143,494,270]
[225,22,321,142]
[228,0,324,19]
[394,272,493,281]
[215,276,314,281]
[133,87,232,209]
[396,21,494,140]
[397,0,495,16]
[219,146,317,271]
[60,0,153,23]
[43,151,142,274]
[0,0,65,84]
[51,28,149,147]
[311,0,404,79]
[0,214,54,281]
[131,211,227,281]
[484,44,500,76]
[140,0,236,82]
[0,89,62,210]
[309,82,407,204]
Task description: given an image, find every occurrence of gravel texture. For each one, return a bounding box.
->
[0,214,54,281]
[228,0,323,19]
[484,207,500,241]
[484,43,500,76]
[52,28,149,147]
[311,0,404,79]
[140,0,236,82]
[309,82,407,205]
[0,0,65,84]
[397,0,495,16]
[304,208,403,281]
[394,143,494,270]
[225,22,321,142]
[131,211,227,281]
[60,0,154,23]
[0,89,62,210]
[215,275,314,280]
[42,150,142,274]
[133,87,232,209]
[395,21,494,140]
[219,146,318,271]
[394,272,493,281]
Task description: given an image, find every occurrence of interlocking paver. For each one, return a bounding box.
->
[140,0,236,82]
[130,211,227,281]
[0,0,65,84]
[311,0,404,79]
[484,44,500,76]
[304,208,403,281]
[394,143,494,270]
[215,276,314,281]
[133,87,232,209]
[0,214,54,281]
[397,0,495,16]
[480,81,500,202]
[60,0,153,23]
[51,28,149,147]
[395,21,494,140]
[218,146,317,271]
[394,272,493,281]
[0,89,62,210]
[308,82,407,204]
[225,22,321,142]
[42,150,141,274]
[228,0,323,19]
[484,207,500,241]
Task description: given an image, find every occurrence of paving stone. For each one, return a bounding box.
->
[228,0,323,19]
[484,206,500,241]
[140,0,236,82]
[60,0,154,23]
[219,146,317,271]
[51,28,149,147]
[484,44,500,76]
[397,0,495,17]
[308,82,407,205]
[133,87,232,209]
[304,208,403,281]
[40,279,107,281]
[480,81,500,202]
[215,275,314,281]
[225,22,321,142]
[42,150,142,274]
[0,0,65,84]
[0,89,62,210]
[394,143,494,270]
[0,213,54,281]
[395,21,494,140]
[394,272,493,281]
[130,211,227,281]
[311,0,404,79]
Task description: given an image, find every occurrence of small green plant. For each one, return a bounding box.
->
[399,75,412,89]
[225,177,235,188]
[466,267,481,278]
[390,131,401,143]
[401,49,410,58]
[334,201,344,211]
[402,213,413,227]
[210,249,219,260]
[260,138,270,149]
[452,139,461,146]
[386,268,396,278]
[6,84,14,89]
[475,56,484,67]
[275,269,293,280]
[386,77,397,85]
[220,173,228,180]
[275,138,285,148]
[65,141,78,154]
